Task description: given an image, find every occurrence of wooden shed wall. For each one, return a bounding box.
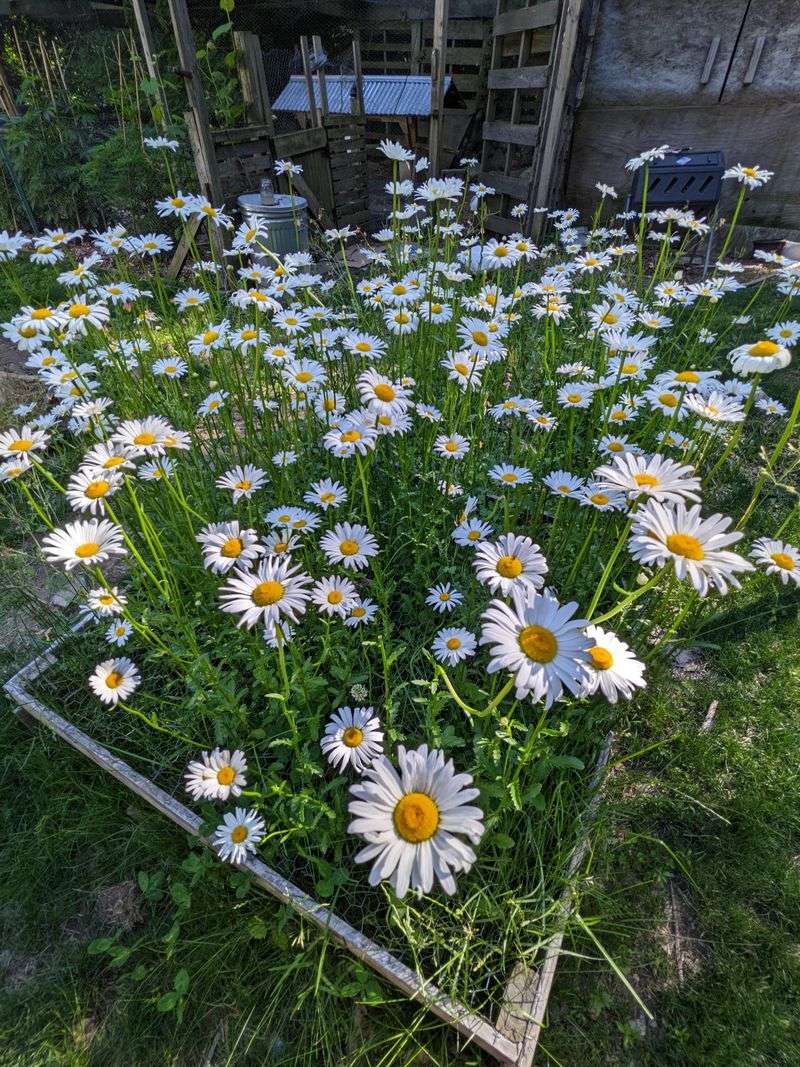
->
[565,0,800,230]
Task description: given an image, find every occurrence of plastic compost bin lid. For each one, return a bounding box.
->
[628,150,726,207]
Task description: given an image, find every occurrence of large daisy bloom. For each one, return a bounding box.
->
[594,451,701,503]
[213,807,266,865]
[750,537,800,586]
[727,339,792,376]
[581,625,646,704]
[196,521,264,575]
[319,522,379,571]
[113,416,173,457]
[89,657,140,705]
[480,588,591,708]
[473,533,548,596]
[215,464,267,502]
[65,468,122,515]
[629,500,754,596]
[42,518,126,571]
[723,163,773,188]
[219,555,313,628]
[311,575,357,617]
[0,423,50,458]
[348,744,484,899]
[357,368,411,416]
[320,706,384,773]
[185,748,248,801]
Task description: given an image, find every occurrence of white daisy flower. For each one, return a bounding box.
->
[629,500,753,596]
[153,356,188,378]
[594,452,701,503]
[543,470,585,498]
[722,163,773,188]
[750,537,800,586]
[473,533,548,596]
[345,596,378,627]
[348,744,484,898]
[320,706,384,773]
[480,587,591,708]
[319,522,379,571]
[185,748,248,801]
[197,390,229,417]
[357,368,411,416]
[105,619,133,646]
[425,582,464,613]
[432,627,477,666]
[766,321,800,345]
[65,468,122,515]
[304,478,347,511]
[219,555,313,629]
[434,433,470,460]
[112,416,173,457]
[196,521,265,575]
[488,463,533,487]
[684,390,745,423]
[452,518,494,548]
[580,625,646,703]
[311,575,358,617]
[215,464,267,502]
[727,339,792,376]
[89,657,140,705]
[42,518,126,570]
[323,419,378,458]
[213,807,266,864]
[85,585,127,617]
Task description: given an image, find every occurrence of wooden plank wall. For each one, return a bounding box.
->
[326,114,370,229]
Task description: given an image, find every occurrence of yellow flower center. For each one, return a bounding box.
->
[675,370,700,383]
[105,671,124,689]
[501,472,518,482]
[611,410,626,421]
[601,312,618,324]
[446,637,461,650]
[771,552,795,571]
[496,555,523,578]
[558,485,572,494]
[340,430,361,444]
[221,537,243,558]
[133,432,157,446]
[467,530,480,541]
[339,539,359,556]
[31,307,53,320]
[607,442,624,452]
[8,438,33,452]
[68,303,90,320]
[748,340,780,357]
[444,441,458,453]
[471,330,489,347]
[342,725,363,747]
[202,331,219,345]
[518,625,558,663]
[295,371,313,383]
[354,341,372,352]
[217,765,236,785]
[251,580,284,606]
[351,606,366,617]
[665,533,705,560]
[75,542,100,558]
[327,590,344,605]
[234,480,251,491]
[454,362,470,376]
[392,284,407,295]
[633,473,659,488]
[621,362,638,374]
[240,329,257,341]
[230,825,248,844]
[742,167,758,178]
[103,456,124,468]
[374,383,396,402]
[320,491,336,503]
[19,326,37,338]
[584,256,599,266]
[85,479,110,499]
[566,393,581,403]
[589,646,614,670]
[393,792,439,843]
[590,493,609,505]
[659,393,678,407]
[99,595,114,605]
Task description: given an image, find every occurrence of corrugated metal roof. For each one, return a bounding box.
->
[272,74,453,117]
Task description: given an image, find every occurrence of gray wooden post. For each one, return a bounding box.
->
[131,0,171,130]
[428,0,449,175]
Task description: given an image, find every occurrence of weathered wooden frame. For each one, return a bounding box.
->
[3,631,611,1066]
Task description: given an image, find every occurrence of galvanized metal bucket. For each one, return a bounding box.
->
[237,192,309,258]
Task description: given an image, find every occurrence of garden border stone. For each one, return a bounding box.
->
[3,626,612,1066]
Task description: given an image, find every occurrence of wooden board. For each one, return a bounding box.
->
[3,631,614,1067]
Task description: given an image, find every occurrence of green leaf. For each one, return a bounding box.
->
[170,881,192,908]
[219,0,235,11]
[157,990,179,1013]
[212,21,233,41]
[173,968,190,995]
[87,937,114,956]
[248,915,268,940]
[548,754,585,770]
[492,833,515,850]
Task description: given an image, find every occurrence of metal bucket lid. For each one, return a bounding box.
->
[238,192,308,218]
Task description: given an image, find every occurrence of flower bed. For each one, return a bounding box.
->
[1,142,798,1060]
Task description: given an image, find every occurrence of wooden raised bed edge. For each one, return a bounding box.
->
[3,626,613,1067]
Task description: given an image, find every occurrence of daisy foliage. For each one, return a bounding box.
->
[2,145,797,1022]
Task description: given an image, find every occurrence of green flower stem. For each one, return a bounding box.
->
[586,516,634,619]
[717,184,746,263]
[737,383,800,529]
[119,701,205,748]
[704,374,760,485]
[590,568,664,626]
